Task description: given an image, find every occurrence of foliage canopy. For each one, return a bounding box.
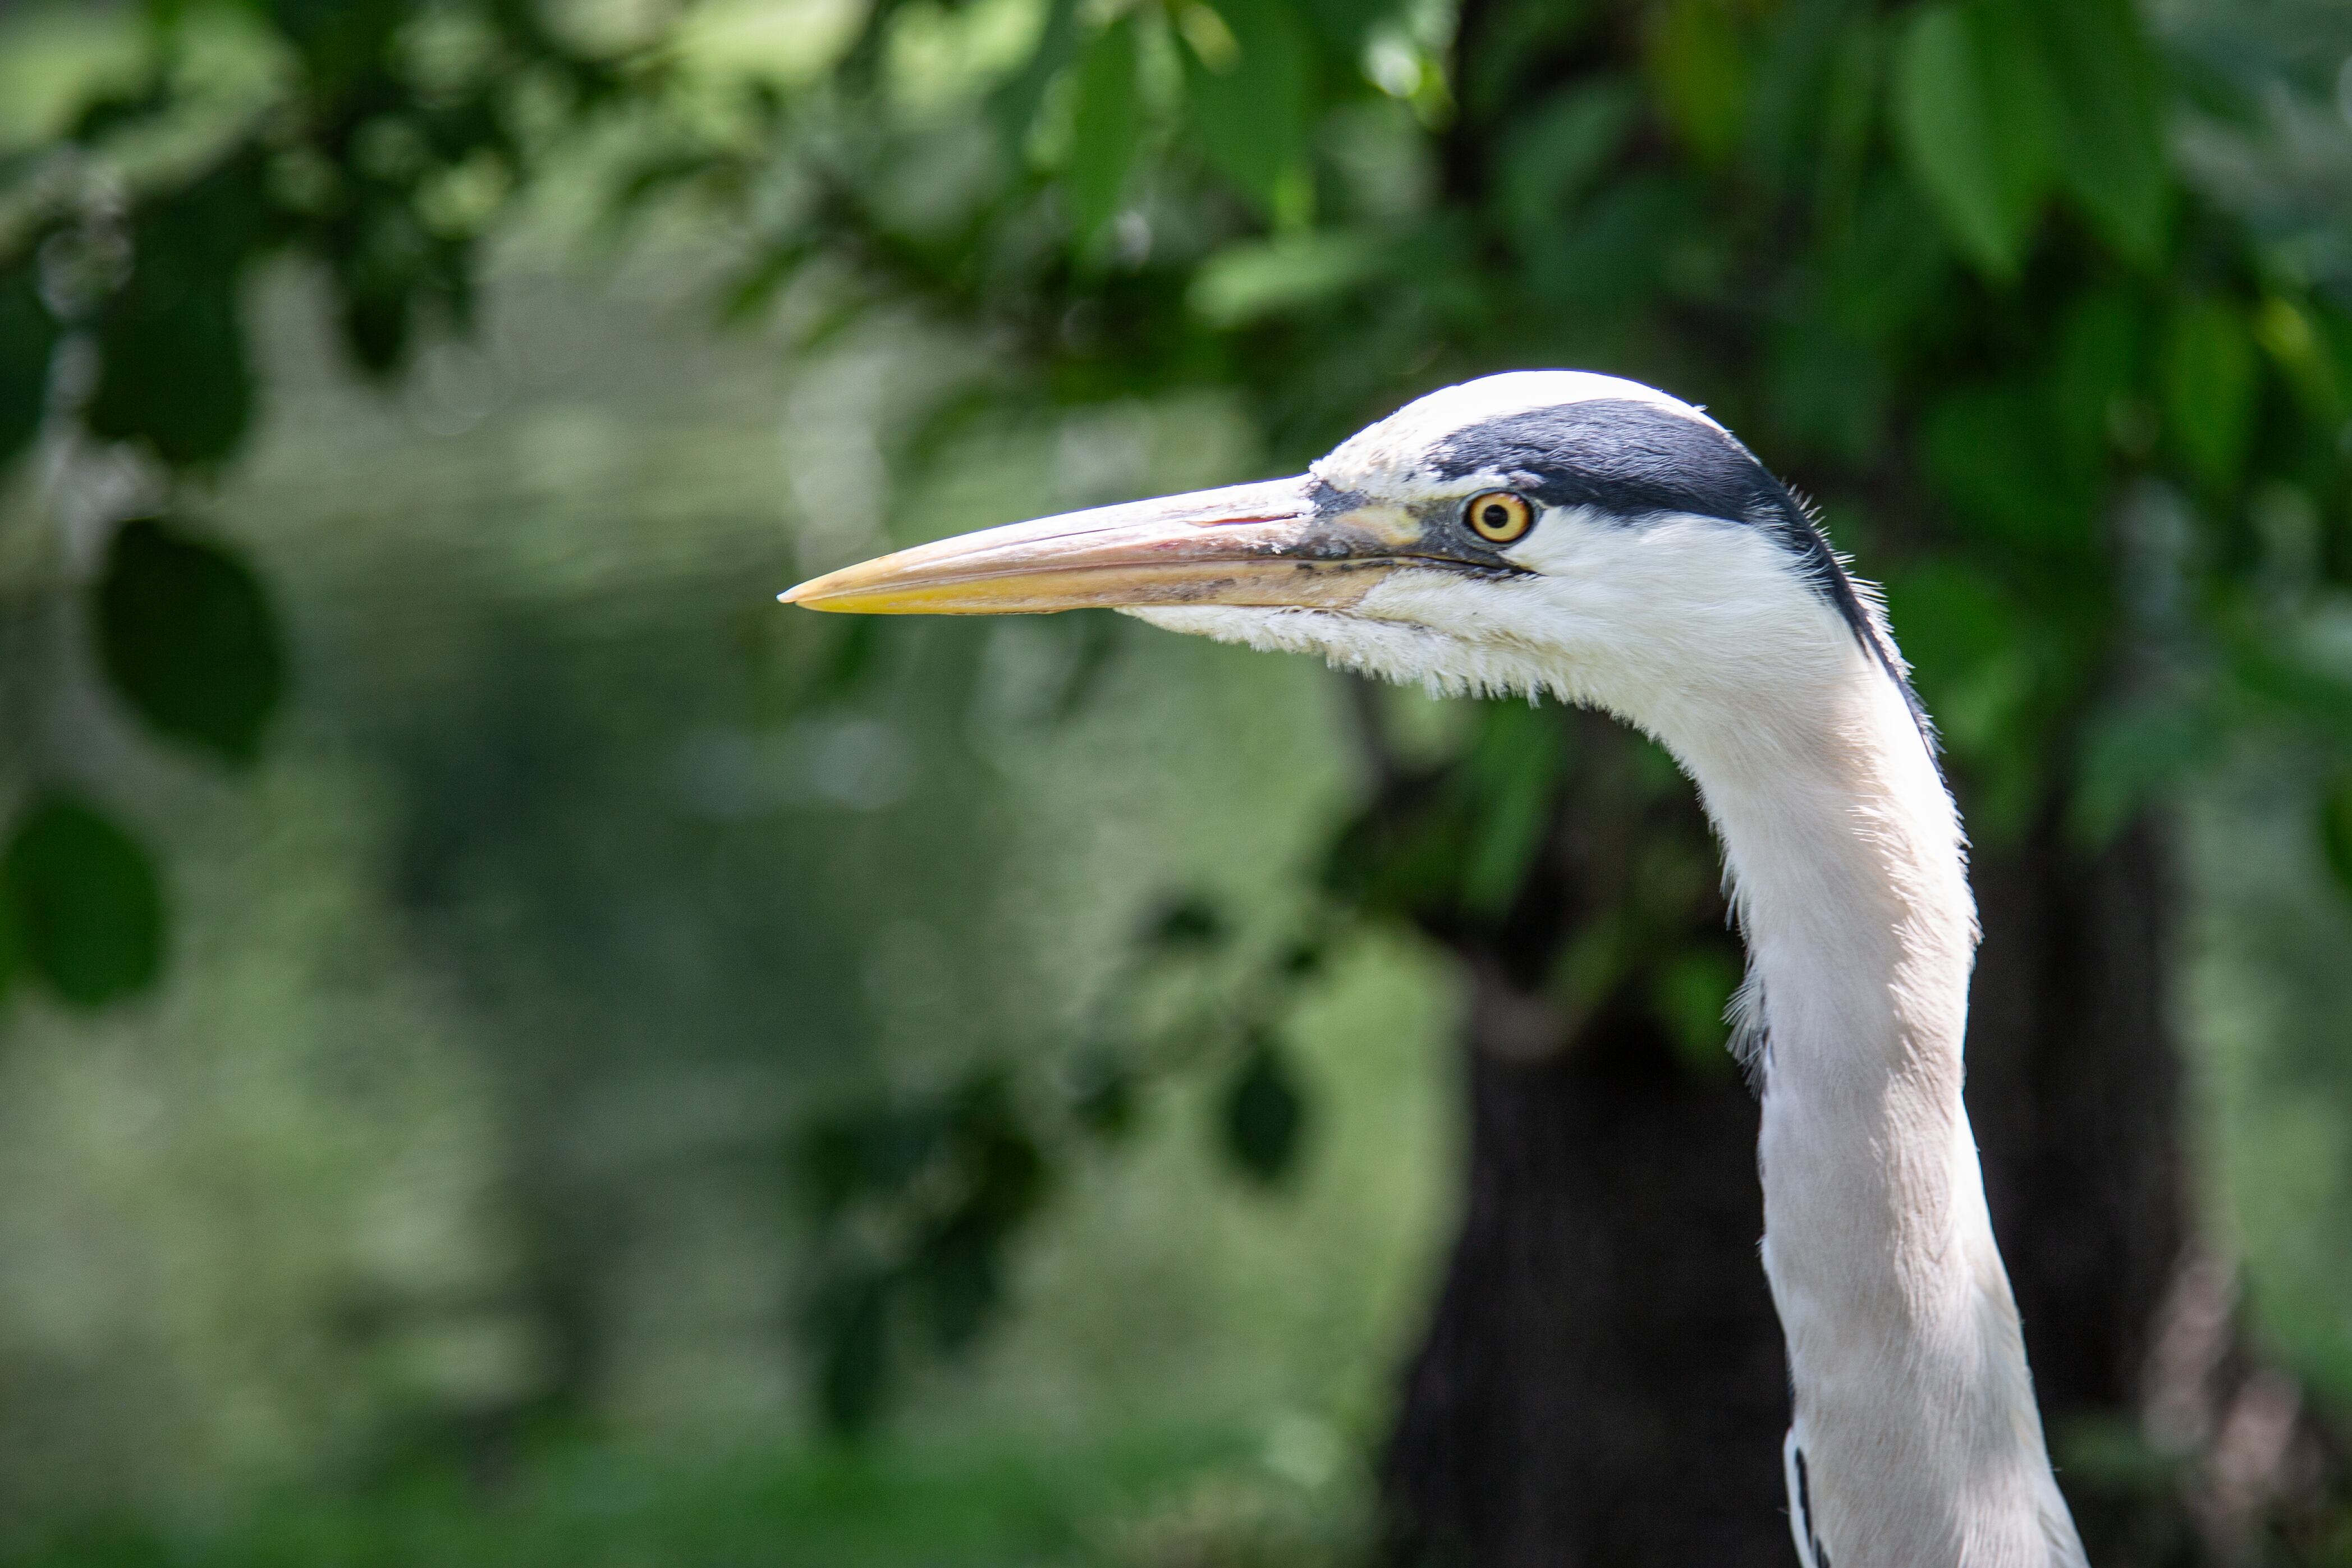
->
[3,0,2351,1428]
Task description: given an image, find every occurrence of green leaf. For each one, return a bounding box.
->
[992,0,1084,155]
[1495,79,1640,249]
[2050,288,2143,474]
[2319,776,2352,902]
[1221,1034,1306,1185]
[913,1209,1002,1351]
[95,518,288,766]
[796,1102,943,1217]
[1891,0,2057,281]
[1768,320,1890,463]
[2161,295,2256,494]
[1284,0,1384,56]
[1179,0,1313,217]
[2252,295,2342,427]
[1740,0,1870,197]
[1188,231,1379,325]
[947,1073,1051,1229]
[1521,173,1687,312]
[1066,16,1145,239]
[810,1271,891,1436]
[2034,0,2168,264]
[1141,893,1228,951]
[1920,387,2086,552]
[84,159,266,466]
[267,0,407,84]
[0,258,59,472]
[1645,0,1751,166]
[3,794,166,1008]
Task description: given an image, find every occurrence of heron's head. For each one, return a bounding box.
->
[784,372,1901,736]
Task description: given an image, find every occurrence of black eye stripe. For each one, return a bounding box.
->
[1427,395,1938,764]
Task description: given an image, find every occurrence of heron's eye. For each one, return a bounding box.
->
[1464,490,1534,544]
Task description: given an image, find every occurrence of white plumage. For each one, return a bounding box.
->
[787,371,2090,1567]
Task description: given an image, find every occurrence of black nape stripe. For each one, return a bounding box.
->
[1433,399,1788,529]
[1431,398,1934,755]
[1794,1447,1832,1568]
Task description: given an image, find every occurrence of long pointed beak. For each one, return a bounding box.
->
[781,476,1423,616]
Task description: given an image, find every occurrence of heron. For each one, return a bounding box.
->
[783,371,2089,1567]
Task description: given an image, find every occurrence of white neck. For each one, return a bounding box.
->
[1133,539,2093,1563]
[1656,639,2088,1568]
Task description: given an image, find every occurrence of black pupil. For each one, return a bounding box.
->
[1481,502,1511,532]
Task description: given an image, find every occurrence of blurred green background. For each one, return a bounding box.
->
[3,0,2352,1562]
[0,229,1452,1552]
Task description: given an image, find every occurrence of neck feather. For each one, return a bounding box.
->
[1652,638,2087,1568]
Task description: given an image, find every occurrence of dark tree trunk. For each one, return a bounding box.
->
[1377,794,2207,1567]
[1968,815,2188,1445]
[1363,0,2327,1551]
[1381,1002,1792,1567]
[1368,713,1805,1566]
